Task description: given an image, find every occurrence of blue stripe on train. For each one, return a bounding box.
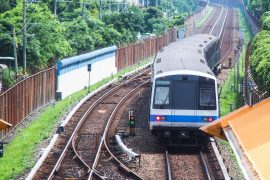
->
[150,115,219,122]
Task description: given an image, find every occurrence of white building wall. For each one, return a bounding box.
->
[57,46,117,99]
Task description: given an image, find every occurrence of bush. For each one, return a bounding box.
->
[261,11,270,30]
[250,30,270,92]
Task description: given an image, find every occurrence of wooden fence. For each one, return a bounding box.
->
[0,67,56,138]
[116,28,177,70]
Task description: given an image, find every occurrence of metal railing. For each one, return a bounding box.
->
[0,67,56,139]
[116,28,177,70]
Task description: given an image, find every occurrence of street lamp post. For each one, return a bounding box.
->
[23,0,27,73]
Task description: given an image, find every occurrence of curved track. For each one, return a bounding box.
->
[33,68,150,179]
[31,4,238,179]
[88,78,149,179]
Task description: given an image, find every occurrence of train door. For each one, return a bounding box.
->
[172,81,197,127]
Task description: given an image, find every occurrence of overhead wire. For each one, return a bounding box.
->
[1,2,40,37]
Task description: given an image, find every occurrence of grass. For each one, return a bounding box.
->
[216,7,254,174]
[219,8,253,116]
[0,57,153,180]
[195,6,214,28]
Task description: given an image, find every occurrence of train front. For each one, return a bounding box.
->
[149,72,219,145]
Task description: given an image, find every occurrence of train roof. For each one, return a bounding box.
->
[153,34,219,78]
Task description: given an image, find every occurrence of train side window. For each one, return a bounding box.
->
[154,86,170,106]
[199,87,216,109]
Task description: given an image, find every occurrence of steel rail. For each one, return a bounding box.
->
[165,150,173,180]
[209,137,230,179]
[210,6,224,35]
[219,9,234,64]
[101,81,149,180]
[210,6,229,38]
[199,151,212,180]
[218,7,229,38]
[88,80,150,180]
[46,68,150,180]
[47,80,121,179]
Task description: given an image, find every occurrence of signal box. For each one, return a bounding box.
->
[130,115,135,128]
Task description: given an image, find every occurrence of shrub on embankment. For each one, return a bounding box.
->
[250,11,270,92]
[250,30,270,92]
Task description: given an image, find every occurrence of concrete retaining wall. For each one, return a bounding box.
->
[56,46,117,99]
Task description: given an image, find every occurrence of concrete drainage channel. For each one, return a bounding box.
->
[26,61,153,179]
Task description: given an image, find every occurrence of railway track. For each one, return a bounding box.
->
[194,4,235,69]
[199,5,223,34]
[219,9,236,66]
[210,6,228,37]
[30,4,238,179]
[33,68,150,179]
[165,138,228,180]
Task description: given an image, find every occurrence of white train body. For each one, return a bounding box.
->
[150,34,220,138]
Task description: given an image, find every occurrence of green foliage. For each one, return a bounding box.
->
[250,30,270,92]
[63,19,95,54]
[144,7,167,34]
[149,0,196,16]
[220,9,252,116]
[2,68,16,86]
[173,0,196,14]
[0,0,195,84]
[102,6,144,43]
[219,69,243,116]
[261,11,270,30]
[0,0,11,13]
[0,4,74,72]
[247,0,270,19]
[195,6,214,28]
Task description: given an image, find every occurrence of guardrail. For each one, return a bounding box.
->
[116,28,177,70]
[0,67,56,139]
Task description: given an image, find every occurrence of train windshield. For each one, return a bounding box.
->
[154,87,169,105]
[153,80,170,108]
[173,81,196,110]
[152,76,217,110]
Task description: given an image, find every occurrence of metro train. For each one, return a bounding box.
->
[149,34,220,145]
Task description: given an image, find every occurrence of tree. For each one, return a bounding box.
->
[172,13,187,27]
[102,6,144,44]
[0,3,73,72]
[261,11,270,30]
[0,0,11,13]
[143,7,166,34]
[247,0,270,19]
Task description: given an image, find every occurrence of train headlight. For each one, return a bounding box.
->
[155,115,166,121]
[203,117,214,122]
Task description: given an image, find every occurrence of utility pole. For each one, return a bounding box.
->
[13,28,18,75]
[54,0,57,16]
[23,0,27,73]
[82,1,85,18]
[99,0,102,18]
